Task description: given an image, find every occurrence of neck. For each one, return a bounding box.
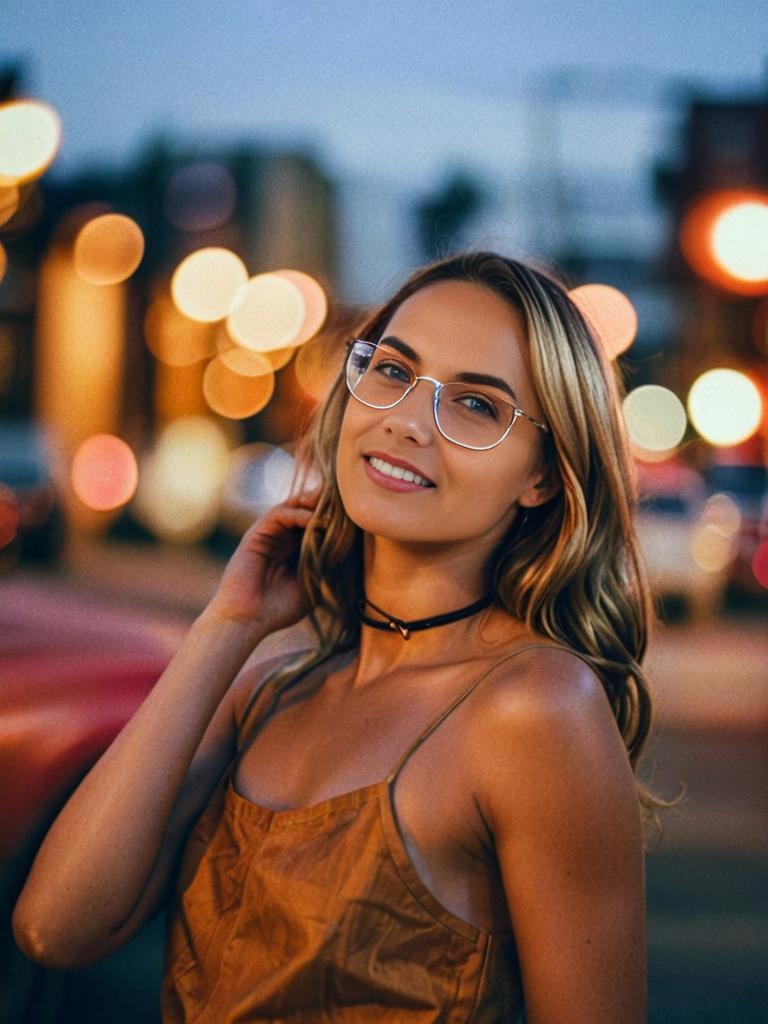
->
[362,532,491,622]
[349,533,503,681]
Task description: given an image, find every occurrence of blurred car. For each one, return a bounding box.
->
[634,458,731,621]
[706,459,768,599]
[0,580,178,1022]
[0,419,66,568]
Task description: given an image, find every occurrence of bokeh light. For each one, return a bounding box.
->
[753,540,768,589]
[711,200,768,284]
[262,445,297,501]
[203,355,276,418]
[0,185,20,228]
[144,294,215,367]
[680,190,768,295]
[215,329,295,372]
[226,273,306,352]
[132,416,229,543]
[0,243,6,284]
[221,443,297,531]
[690,522,736,573]
[73,213,145,285]
[272,269,329,346]
[569,283,638,359]
[687,368,763,446]
[0,100,62,186]
[219,346,274,378]
[70,434,139,511]
[294,330,347,402]
[700,492,742,538]
[0,485,19,550]
[171,247,248,323]
[263,347,296,371]
[164,162,238,231]
[623,385,687,452]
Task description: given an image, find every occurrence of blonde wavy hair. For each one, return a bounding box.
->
[243,251,677,834]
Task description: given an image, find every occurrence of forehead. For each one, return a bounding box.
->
[383,280,530,378]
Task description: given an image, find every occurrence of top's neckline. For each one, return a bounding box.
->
[225,767,518,944]
[227,771,388,825]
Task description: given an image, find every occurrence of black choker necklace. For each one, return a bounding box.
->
[357,593,494,640]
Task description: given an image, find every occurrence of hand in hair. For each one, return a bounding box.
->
[207,489,324,639]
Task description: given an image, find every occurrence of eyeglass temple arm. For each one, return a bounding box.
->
[516,408,549,432]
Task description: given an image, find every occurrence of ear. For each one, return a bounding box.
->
[517,462,562,509]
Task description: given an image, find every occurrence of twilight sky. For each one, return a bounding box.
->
[3,0,767,185]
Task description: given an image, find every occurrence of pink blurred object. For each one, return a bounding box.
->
[0,579,178,858]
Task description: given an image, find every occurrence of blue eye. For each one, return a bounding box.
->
[375,360,412,382]
[457,393,499,419]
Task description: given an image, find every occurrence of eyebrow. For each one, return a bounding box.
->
[378,335,519,402]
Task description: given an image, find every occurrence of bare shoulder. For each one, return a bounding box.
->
[466,641,638,831]
[472,640,616,732]
[465,642,647,1021]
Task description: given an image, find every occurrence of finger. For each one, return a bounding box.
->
[285,486,323,508]
[250,506,314,537]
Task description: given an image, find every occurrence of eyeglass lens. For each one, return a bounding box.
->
[346,341,515,448]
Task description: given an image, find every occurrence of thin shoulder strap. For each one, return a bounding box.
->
[385,643,591,785]
[236,649,318,753]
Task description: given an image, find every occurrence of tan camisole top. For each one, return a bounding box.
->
[161,644,580,1022]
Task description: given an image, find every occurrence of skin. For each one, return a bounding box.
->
[13,280,647,1022]
[335,279,559,679]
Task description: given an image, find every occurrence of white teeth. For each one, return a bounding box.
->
[368,456,432,487]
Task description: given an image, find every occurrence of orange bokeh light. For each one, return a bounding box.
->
[202,356,276,419]
[219,346,275,378]
[74,214,145,285]
[0,185,20,228]
[144,294,215,367]
[0,242,6,284]
[294,330,347,402]
[680,190,768,296]
[71,434,139,511]
[569,284,638,359]
[272,269,329,347]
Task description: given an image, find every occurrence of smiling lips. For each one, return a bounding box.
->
[363,453,436,491]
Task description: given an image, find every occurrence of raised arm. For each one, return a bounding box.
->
[12,490,322,969]
[473,647,647,1023]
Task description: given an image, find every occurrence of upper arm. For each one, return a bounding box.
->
[473,649,647,1023]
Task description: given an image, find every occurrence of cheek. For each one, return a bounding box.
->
[334,406,361,493]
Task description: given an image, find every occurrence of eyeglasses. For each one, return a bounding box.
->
[344,339,549,451]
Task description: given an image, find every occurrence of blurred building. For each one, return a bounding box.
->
[0,117,337,447]
[336,68,683,376]
[656,86,768,384]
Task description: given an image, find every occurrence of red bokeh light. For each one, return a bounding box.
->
[752,540,768,590]
[71,434,139,512]
[680,190,768,296]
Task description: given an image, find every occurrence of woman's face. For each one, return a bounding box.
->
[335,279,554,550]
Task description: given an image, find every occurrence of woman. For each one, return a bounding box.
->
[14,252,662,1022]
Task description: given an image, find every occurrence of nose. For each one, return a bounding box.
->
[380,377,437,445]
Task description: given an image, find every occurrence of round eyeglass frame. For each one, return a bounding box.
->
[344,339,549,451]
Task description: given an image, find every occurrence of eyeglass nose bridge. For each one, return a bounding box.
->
[392,372,445,422]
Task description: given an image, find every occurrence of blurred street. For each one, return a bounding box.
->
[2,541,767,1022]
